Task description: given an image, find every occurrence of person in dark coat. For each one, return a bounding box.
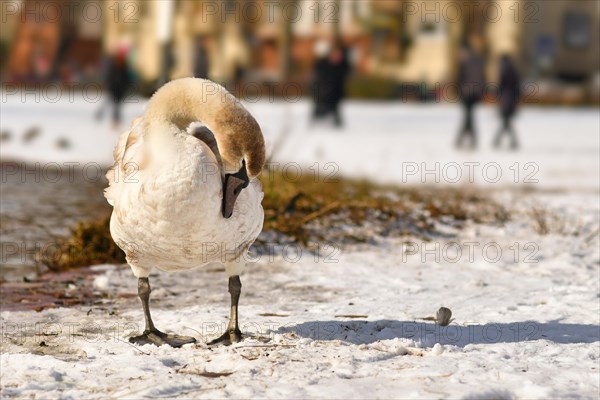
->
[312,40,350,127]
[493,55,521,149]
[106,50,133,128]
[455,41,485,148]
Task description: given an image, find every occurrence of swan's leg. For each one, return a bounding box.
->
[129,277,196,348]
[208,275,243,345]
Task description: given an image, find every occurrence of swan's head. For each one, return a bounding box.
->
[145,78,265,218]
[211,100,265,178]
[209,95,265,218]
[191,124,261,218]
[222,159,250,218]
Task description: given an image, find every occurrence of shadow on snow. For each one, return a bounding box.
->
[274,319,600,347]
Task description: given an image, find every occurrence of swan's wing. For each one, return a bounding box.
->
[104,117,146,205]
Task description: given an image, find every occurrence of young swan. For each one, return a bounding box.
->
[105,78,265,347]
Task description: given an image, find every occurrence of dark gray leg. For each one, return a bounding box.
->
[468,129,477,149]
[139,277,156,332]
[510,132,519,150]
[494,115,511,148]
[507,120,519,150]
[208,276,243,345]
[493,128,503,148]
[129,277,196,348]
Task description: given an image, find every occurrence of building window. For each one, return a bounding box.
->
[563,12,590,49]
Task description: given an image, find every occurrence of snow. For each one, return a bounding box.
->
[92,275,110,290]
[1,92,599,398]
[1,190,598,398]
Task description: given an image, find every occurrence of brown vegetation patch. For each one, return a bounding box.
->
[35,170,509,271]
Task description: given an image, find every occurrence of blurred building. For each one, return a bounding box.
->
[2,0,598,103]
[1,0,103,83]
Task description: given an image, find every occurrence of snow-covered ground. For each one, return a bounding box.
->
[1,193,599,398]
[1,92,599,398]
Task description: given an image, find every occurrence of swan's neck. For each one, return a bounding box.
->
[143,78,264,177]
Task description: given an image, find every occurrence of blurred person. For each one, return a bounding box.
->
[311,40,331,122]
[94,54,112,117]
[233,63,246,92]
[96,47,133,129]
[193,36,210,79]
[32,45,52,82]
[159,40,176,87]
[455,39,485,149]
[311,40,350,127]
[493,55,521,150]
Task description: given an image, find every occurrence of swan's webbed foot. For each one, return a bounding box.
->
[207,329,242,346]
[131,277,196,348]
[130,329,196,348]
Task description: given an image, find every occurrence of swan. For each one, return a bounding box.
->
[105,78,265,347]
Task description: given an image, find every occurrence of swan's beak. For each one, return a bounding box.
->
[222,162,249,219]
